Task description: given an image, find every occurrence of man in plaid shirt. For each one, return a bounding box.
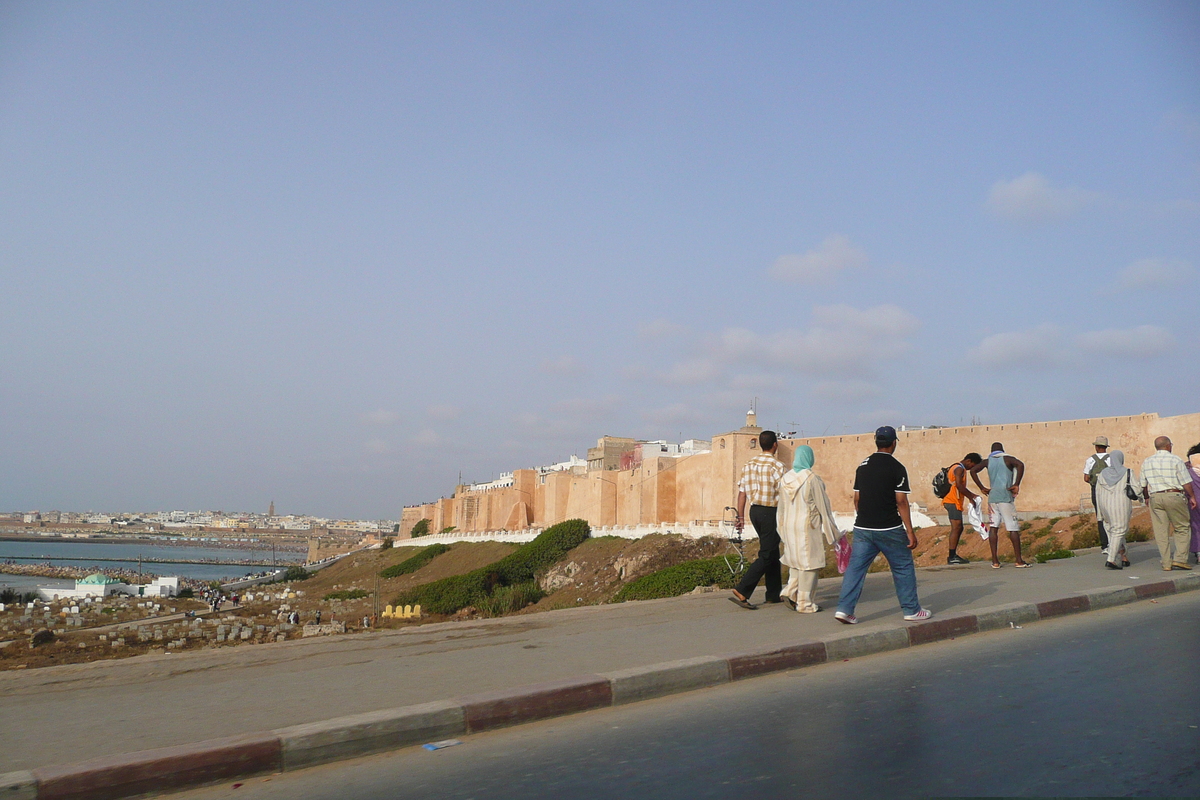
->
[1139,436,1198,571]
[730,430,786,609]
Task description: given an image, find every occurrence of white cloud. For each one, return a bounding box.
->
[413,429,440,446]
[770,234,868,284]
[363,438,392,454]
[1076,325,1175,357]
[1113,258,1194,291]
[663,358,721,385]
[986,172,1096,223]
[426,404,461,421]
[361,409,399,425]
[969,323,1176,367]
[541,355,582,376]
[639,319,690,340]
[967,325,1068,368]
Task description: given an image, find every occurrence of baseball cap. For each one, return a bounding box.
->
[1093,436,1108,447]
[875,425,897,441]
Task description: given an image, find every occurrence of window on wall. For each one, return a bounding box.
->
[719,439,725,449]
[749,439,756,449]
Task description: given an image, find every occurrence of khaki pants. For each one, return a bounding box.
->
[1149,492,1191,569]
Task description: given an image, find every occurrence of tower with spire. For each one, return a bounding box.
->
[268,500,275,517]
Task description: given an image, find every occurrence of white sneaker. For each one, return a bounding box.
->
[903,608,933,621]
[834,611,858,624]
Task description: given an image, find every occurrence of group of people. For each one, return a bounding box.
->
[1087,435,1199,572]
[726,427,1200,624]
[728,426,931,624]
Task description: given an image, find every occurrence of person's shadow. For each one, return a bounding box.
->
[826,581,1003,623]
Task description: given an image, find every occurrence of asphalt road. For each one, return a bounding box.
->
[176,592,1200,799]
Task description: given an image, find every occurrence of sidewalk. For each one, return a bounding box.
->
[1,541,1195,778]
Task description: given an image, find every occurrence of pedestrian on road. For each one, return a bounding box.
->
[834,426,931,624]
[1140,436,1198,571]
[942,453,984,565]
[1094,450,1134,570]
[729,430,786,610]
[971,442,1028,568]
[1187,443,1200,565]
[777,445,841,613]
[1084,436,1112,555]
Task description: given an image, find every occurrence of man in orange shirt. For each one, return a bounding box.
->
[943,452,984,565]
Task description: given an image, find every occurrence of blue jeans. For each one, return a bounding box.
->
[836,525,921,616]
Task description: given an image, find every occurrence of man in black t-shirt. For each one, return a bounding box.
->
[834,426,932,624]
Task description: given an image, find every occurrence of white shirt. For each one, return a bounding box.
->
[1084,452,1111,475]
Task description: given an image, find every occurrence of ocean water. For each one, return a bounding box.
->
[0,538,303,583]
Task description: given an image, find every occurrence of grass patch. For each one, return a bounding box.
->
[1070,524,1100,549]
[1047,517,1063,528]
[323,589,369,601]
[379,543,451,579]
[614,556,740,602]
[1070,514,1093,530]
[1035,549,1075,563]
[1127,525,1151,543]
[476,582,544,617]
[391,519,591,615]
[1020,520,1033,532]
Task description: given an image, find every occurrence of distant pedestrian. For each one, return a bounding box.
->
[834,426,931,624]
[315,610,321,625]
[941,453,984,565]
[1187,443,1200,565]
[1084,436,1112,556]
[971,442,1028,568]
[729,430,786,610]
[1094,450,1134,570]
[1139,437,1198,571]
[777,445,841,613]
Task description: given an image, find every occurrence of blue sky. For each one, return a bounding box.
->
[2,1,1197,519]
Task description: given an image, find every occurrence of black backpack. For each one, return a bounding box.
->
[932,466,953,499]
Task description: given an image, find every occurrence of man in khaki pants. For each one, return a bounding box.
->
[1139,437,1198,571]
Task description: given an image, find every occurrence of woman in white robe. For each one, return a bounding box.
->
[1094,449,1133,570]
[778,445,842,612]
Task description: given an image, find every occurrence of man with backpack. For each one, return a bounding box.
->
[1084,436,1112,556]
[934,453,984,565]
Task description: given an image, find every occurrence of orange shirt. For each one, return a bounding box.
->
[943,463,966,510]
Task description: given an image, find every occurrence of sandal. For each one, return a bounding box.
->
[991,562,1002,569]
[1014,562,1032,568]
[729,591,757,610]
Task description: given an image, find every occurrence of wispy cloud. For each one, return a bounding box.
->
[361,409,399,425]
[1076,325,1175,357]
[986,172,1098,223]
[770,234,868,284]
[540,355,583,376]
[426,404,461,421]
[968,324,1175,367]
[1112,258,1194,291]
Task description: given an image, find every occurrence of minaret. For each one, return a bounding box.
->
[268,500,275,517]
[746,408,757,429]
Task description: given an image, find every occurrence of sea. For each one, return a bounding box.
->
[0,538,304,591]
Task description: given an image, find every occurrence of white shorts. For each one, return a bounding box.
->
[989,502,1018,532]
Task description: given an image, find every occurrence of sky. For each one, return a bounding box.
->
[1,1,1198,519]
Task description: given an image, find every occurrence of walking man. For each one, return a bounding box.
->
[1085,436,1112,555]
[1139,436,1197,571]
[730,430,786,610]
[942,453,984,565]
[971,442,1028,568]
[835,426,931,624]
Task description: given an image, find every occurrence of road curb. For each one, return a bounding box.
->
[14,575,1200,799]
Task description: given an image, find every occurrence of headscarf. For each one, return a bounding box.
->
[793,445,815,473]
[1099,449,1126,486]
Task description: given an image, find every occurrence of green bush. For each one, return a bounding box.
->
[1071,514,1094,530]
[282,565,310,582]
[324,589,369,601]
[476,582,545,617]
[1047,517,1063,528]
[392,519,590,615]
[31,629,54,647]
[380,543,451,578]
[1070,524,1100,550]
[1035,549,1075,563]
[439,526,456,534]
[410,519,431,538]
[177,588,195,599]
[1127,525,1151,543]
[614,556,739,602]
[381,537,394,550]
[0,588,17,604]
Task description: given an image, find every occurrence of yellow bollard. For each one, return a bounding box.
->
[413,604,421,618]
[383,605,393,618]
[403,604,412,618]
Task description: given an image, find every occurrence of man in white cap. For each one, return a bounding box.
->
[1084,436,1111,555]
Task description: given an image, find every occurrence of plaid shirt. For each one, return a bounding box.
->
[738,454,785,507]
[1139,449,1189,493]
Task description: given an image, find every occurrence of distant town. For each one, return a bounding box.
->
[1,505,398,536]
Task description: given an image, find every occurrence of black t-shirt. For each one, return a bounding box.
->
[853,452,911,530]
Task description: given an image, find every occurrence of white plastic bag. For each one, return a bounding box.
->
[965,497,989,540]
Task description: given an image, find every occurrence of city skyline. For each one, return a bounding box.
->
[2,2,1197,519]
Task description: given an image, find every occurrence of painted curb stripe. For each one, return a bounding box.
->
[906,613,979,646]
[726,641,827,680]
[1134,580,1176,599]
[1035,595,1090,618]
[459,675,612,733]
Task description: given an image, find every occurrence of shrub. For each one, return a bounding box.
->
[1127,525,1151,543]
[0,588,17,604]
[177,588,195,599]
[392,519,591,615]
[1070,524,1100,550]
[381,537,394,550]
[476,582,545,617]
[1019,521,1033,532]
[1071,514,1093,530]
[379,544,451,579]
[439,526,456,534]
[1035,549,1075,563]
[1047,517,1063,528]
[31,629,54,647]
[324,589,369,601]
[282,565,311,582]
[410,519,431,538]
[615,556,739,602]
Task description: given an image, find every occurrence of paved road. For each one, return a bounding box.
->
[175,591,1200,799]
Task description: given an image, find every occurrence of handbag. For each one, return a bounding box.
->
[1124,470,1140,501]
[835,534,852,574]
